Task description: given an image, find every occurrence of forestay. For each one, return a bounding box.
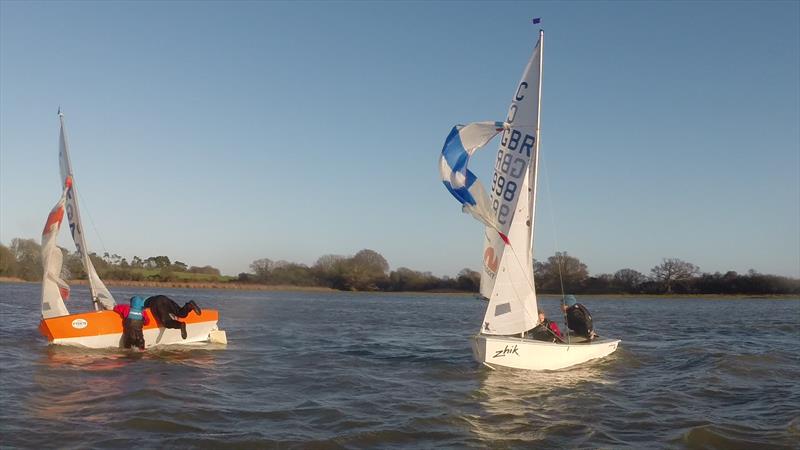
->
[58,112,116,311]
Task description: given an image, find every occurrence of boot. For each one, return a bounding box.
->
[190,300,201,315]
[180,322,187,339]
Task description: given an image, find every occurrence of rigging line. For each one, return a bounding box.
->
[76,188,109,257]
[540,152,570,344]
[504,238,539,322]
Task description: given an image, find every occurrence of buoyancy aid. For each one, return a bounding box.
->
[128,296,145,321]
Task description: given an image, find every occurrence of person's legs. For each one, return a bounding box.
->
[145,295,189,339]
[176,301,201,318]
[122,320,136,349]
[130,319,145,350]
[147,296,181,324]
[122,325,132,349]
[176,302,191,318]
[160,317,184,330]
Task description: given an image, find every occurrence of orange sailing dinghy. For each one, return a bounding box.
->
[39,111,226,349]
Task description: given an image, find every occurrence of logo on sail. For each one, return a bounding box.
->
[484,247,499,274]
[493,345,520,358]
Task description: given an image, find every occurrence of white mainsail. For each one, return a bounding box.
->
[41,187,71,319]
[58,112,116,311]
[479,33,543,336]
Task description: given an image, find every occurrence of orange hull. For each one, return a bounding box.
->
[39,309,221,348]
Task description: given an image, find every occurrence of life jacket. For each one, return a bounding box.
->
[128,296,145,321]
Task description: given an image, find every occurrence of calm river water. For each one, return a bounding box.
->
[1,283,798,448]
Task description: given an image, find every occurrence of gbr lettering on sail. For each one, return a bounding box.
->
[490,81,535,227]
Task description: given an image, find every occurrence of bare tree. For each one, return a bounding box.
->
[250,258,274,281]
[346,249,390,290]
[614,268,646,292]
[537,252,588,292]
[457,268,481,292]
[10,238,42,281]
[651,258,699,293]
[0,243,18,277]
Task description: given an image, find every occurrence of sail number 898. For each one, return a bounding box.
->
[492,173,517,201]
[491,173,517,225]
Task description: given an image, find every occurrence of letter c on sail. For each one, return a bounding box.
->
[515,82,528,101]
[484,247,499,273]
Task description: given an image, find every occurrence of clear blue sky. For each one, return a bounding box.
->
[1,1,798,278]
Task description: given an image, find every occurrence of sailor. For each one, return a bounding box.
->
[562,295,596,340]
[113,295,149,350]
[527,309,563,342]
[143,295,201,340]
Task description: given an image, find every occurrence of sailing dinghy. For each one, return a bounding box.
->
[439,30,619,371]
[39,111,226,349]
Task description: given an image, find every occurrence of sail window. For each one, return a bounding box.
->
[495,303,511,316]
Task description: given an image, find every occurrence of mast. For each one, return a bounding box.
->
[529,29,544,260]
[59,111,100,311]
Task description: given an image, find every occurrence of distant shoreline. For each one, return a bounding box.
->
[0,277,336,293]
[2,277,797,298]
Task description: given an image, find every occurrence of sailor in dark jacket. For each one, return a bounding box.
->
[144,295,201,339]
[562,295,596,340]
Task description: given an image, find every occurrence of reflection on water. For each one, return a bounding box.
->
[41,345,134,370]
[480,359,616,394]
[467,359,621,446]
[29,344,224,426]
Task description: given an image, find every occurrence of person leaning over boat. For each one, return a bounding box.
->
[526,309,564,342]
[143,295,201,340]
[113,296,149,350]
[562,295,597,340]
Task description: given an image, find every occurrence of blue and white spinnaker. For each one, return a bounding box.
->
[439,121,507,232]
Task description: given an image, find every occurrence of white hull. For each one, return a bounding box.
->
[471,334,620,371]
[51,321,222,349]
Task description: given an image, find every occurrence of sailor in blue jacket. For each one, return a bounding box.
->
[122,295,147,350]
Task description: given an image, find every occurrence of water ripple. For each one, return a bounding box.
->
[1,284,798,448]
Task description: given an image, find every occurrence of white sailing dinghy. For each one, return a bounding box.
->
[439,30,619,370]
[39,110,226,349]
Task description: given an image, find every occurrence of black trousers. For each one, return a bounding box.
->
[144,295,193,329]
[123,318,145,349]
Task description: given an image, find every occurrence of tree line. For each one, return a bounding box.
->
[241,249,481,292]
[533,252,799,295]
[0,238,224,283]
[1,238,798,294]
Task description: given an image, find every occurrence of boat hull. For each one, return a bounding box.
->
[471,334,619,371]
[39,309,223,349]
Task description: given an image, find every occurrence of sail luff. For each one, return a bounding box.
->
[58,112,116,311]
